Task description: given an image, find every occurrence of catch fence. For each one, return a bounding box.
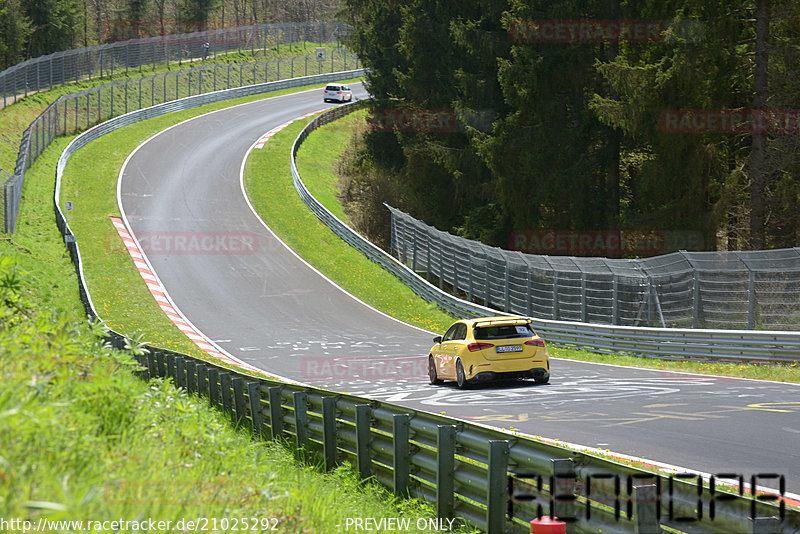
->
[3,48,358,233]
[388,208,800,332]
[1,21,348,107]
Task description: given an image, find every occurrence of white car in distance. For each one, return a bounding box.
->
[323,84,353,103]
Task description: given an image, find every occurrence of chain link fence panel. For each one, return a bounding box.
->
[5,49,359,233]
[1,21,349,108]
[388,207,800,331]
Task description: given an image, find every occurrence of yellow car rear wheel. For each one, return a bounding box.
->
[428,356,443,385]
[456,360,469,389]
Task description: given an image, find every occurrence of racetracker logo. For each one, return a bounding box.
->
[661,109,800,134]
[300,356,426,380]
[509,19,664,43]
[509,230,705,256]
[135,231,259,255]
[367,108,458,133]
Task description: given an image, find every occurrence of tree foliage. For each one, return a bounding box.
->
[341,0,800,251]
[0,0,33,70]
[1,0,340,70]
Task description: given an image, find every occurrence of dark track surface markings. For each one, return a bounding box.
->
[118,87,800,493]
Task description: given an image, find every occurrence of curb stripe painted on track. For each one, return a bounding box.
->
[253,110,321,149]
[109,215,279,378]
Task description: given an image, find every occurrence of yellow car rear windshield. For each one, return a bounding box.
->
[474,323,534,340]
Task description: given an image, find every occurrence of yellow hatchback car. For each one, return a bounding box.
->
[428,316,550,388]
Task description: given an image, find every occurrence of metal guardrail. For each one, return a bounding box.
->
[43,75,796,534]
[124,349,799,534]
[291,103,800,363]
[4,49,358,233]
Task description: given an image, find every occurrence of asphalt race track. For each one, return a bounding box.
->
[118,84,800,493]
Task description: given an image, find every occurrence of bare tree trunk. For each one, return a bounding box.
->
[750,0,769,249]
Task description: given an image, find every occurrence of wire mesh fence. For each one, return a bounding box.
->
[1,21,349,107]
[1,168,15,231]
[4,48,359,233]
[388,207,800,331]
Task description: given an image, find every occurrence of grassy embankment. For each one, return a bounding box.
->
[1,82,477,532]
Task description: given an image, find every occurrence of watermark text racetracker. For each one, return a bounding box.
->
[301,356,427,381]
[0,516,281,532]
[661,109,800,134]
[340,517,464,531]
[509,19,663,43]
[108,231,261,255]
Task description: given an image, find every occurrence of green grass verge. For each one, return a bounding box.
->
[0,256,474,533]
[245,113,455,335]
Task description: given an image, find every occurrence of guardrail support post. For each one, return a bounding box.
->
[186,360,197,393]
[747,269,756,329]
[633,484,659,534]
[411,225,418,272]
[552,273,559,320]
[147,352,157,378]
[232,377,247,426]
[322,396,337,470]
[175,356,185,389]
[453,247,459,296]
[133,353,147,380]
[612,274,619,325]
[526,267,533,317]
[220,372,233,419]
[468,255,474,303]
[504,259,510,312]
[580,273,587,323]
[293,391,309,451]
[166,353,176,380]
[436,425,456,520]
[248,382,265,437]
[268,386,283,440]
[197,364,208,397]
[551,459,576,521]
[392,414,410,495]
[484,259,491,307]
[355,404,372,479]
[208,367,219,407]
[488,440,510,533]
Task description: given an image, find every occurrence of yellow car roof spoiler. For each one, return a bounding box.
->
[473,318,530,328]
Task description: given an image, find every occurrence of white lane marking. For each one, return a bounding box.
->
[238,111,437,338]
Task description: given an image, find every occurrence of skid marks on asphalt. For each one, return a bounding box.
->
[465,401,800,426]
[330,375,714,407]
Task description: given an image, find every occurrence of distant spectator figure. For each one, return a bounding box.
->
[203,42,210,60]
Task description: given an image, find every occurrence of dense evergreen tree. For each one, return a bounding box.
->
[23,0,82,57]
[340,0,800,252]
[0,0,33,69]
